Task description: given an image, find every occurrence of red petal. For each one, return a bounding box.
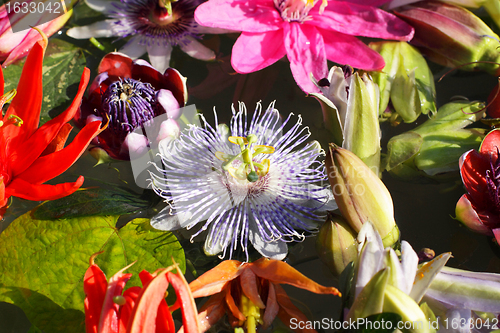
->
[189,260,242,298]
[179,293,226,333]
[98,52,133,78]
[0,64,4,96]
[455,194,493,235]
[262,283,279,329]
[3,34,47,146]
[84,264,108,333]
[126,269,173,333]
[249,258,341,296]
[17,120,102,184]
[5,176,84,201]
[493,228,500,245]
[99,264,134,333]
[41,123,73,156]
[119,287,142,333]
[459,149,490,208]
[480,129,500,159]
[8,68,91,177]
[166,272,200,333]
[224,285,245,322]
[240,267,265,309]
[275,284,318,333]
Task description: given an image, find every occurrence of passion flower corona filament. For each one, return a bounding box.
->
[149,102,336,261]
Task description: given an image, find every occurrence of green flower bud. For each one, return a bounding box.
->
[393,1,500,75]
[316,213,358,276]
[326,144,398,247]
[312,68,381,174]
[369,41,436,123]
[385,101,486,182]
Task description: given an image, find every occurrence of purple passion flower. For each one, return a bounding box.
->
[149,102,336,261]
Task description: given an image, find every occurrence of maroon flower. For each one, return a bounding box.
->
[76,52,187,160]
[456,129,500,243]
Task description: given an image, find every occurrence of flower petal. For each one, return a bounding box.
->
[179,293,226,333]
[248,222,288,260]
[84,263,108,333]
[17,120,102,185]
[312,2,414,40]
[480,128,500,158]
[147,43,173,74]
[119,36,147,59]
[459,149,490,208]
[98,52,134,78]
[41,123,73,156]
[85,0,116,13]
[225,286,246,321]
[231,30,286,75]
[284,23,327,93]
[180,36,216,61]
[5,176,84,201]
[66,19,120,39]
[195,0,282,33]
[455,194,494,235]
[274,284,317,333]
[240,267,266,309]
[3,34,46,145]
[262,282,279,329]
[189,260,242,298]
[249,258,341,296]
[319,28,385,70]
[165,272,200,333]
[9,68,91,177]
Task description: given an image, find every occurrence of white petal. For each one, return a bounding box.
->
[437,309,472,333]
[410,252,451,303]
[355,241,384,297]
[399,240,419,295]
[179,37,215,61]
[156,89,180,118]
[147,43,173,73]
[121,132,149,156]
[119,36,147,59]
[249,222,288,260]
[84,0,117,13]
[150,206,183,231]
[66,19,119,39]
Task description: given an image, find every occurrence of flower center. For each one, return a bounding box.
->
[486,152,500,212]
[101,78,159,135]
[216,134,275,183]
[273,0,327,22]
[111,0,200,46]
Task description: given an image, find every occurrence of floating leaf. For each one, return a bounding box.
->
[0,212,185,333]
[33,187,160,219]
[2,39,86,125]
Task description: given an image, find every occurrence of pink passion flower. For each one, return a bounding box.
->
[456,129,500,244]
[75,52,187,161]
[194,0,414,93]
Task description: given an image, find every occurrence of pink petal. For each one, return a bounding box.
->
[195,0,282,33]
[231,30,286,74]
[311,2,414,41]
[345,0,392,6]
[284,23,327,93]
[318,28,385,70]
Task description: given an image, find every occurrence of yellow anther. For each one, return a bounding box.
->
[228,136,248,145]
[253,145,275,155]
[215,151,230,161]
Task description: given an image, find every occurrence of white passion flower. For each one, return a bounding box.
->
[67,0,229,73]
[149,102,337,261]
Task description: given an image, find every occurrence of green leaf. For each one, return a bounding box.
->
[2,39,86,125]
[33,187,160,219]
[386,132,423,171]
[0,212,185,333]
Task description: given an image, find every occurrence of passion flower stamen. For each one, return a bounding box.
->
[101,78,159,134]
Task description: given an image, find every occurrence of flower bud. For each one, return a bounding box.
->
[385,100,486,181]
[316,213,357,276]
[393,1,500,75]
[326,144,399,247]
[369,41,436,123]
[312,67,381,173]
